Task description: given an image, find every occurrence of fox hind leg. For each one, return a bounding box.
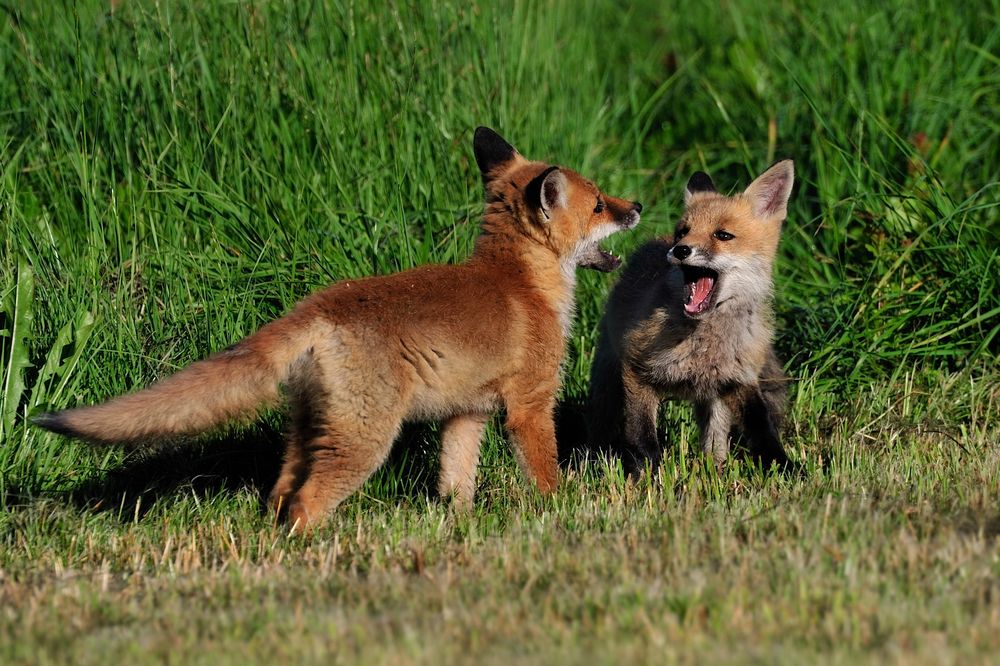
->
[285,411,403,532]
[737,386,791,471]
[269,349,328,516]
[736,349,792,471]
[268,436,307,517]
[279,341,407,531]
[438,413,489,510]
[758,348,788,431]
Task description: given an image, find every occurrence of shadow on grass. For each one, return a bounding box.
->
[555,397,810,478]
[66,422,442,521]
[555,398,615,467]
[58,398,807,523]
[61,403,617,522]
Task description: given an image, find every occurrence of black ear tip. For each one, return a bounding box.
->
[472,126,517,176]
[473,126,507,149]
[686,171,717,194]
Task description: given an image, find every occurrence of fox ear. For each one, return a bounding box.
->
[473,126,520,180]
[525,166,567,220]
[684,171,717,205]
[745,160,794,220]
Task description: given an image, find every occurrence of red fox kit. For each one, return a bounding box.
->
[35,127,642,530]
[587,161,794,474]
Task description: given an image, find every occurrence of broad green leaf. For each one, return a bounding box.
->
[1,260,34,443]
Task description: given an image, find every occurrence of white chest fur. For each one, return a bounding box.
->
[646,302,772,396]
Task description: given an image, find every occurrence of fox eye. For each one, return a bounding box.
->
[713,230,735,241]
[675,227,689,240]
[594,200,605,214]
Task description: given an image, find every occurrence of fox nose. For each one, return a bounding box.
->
[672,245,691,261]
[632,201,643,213]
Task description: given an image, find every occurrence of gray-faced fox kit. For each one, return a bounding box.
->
[587,161,794,475]
[34,127,642,530]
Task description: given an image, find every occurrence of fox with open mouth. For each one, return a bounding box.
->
[33,127,642,531]
[587,161,795,474]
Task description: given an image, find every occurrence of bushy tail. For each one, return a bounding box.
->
[32,318,312,445]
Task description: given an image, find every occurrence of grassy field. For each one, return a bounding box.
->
[2,0,999,663]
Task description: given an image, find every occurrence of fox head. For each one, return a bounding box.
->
[472,126,641,272]
[668,161,794,318]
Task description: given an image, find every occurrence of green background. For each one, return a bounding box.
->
[1,1,998,662]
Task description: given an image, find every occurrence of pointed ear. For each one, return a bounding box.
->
[525,166,568,220]
[684,171,717,205]
[744,160,794,220]
[473,126,520,180]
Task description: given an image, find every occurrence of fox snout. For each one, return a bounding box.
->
[669,243,707,265]
[578,199,643,273]
[618,201,642,229]
[622,201,642,227]
[607,199,643,230]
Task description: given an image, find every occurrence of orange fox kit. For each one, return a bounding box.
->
[35,127,642,529]
[587,161,794,474]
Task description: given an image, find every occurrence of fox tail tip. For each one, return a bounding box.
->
[30,411,76,437]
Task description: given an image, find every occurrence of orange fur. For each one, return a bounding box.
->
[35,127,641,530]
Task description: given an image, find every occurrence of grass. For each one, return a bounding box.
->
[1,0,999,663]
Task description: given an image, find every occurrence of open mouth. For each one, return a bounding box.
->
[681,265,719,316]
[578,243,622,272]
[578,214,640,273]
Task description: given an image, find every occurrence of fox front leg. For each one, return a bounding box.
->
[694,397,733,471]
[621,370,662,476]
[504,391,560,495]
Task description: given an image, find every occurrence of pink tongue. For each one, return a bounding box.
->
[685,276,715,313]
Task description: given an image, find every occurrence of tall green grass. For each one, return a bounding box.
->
[0,1,998,662]
[0,0,658,492]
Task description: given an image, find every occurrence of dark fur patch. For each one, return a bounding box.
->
[686,171,717,195]
[473,127,516,178]
[217,343,251,358]
[284,349,330,447]
[524,165,560,214]
[30,412,77,438]
[739,389,790,469]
